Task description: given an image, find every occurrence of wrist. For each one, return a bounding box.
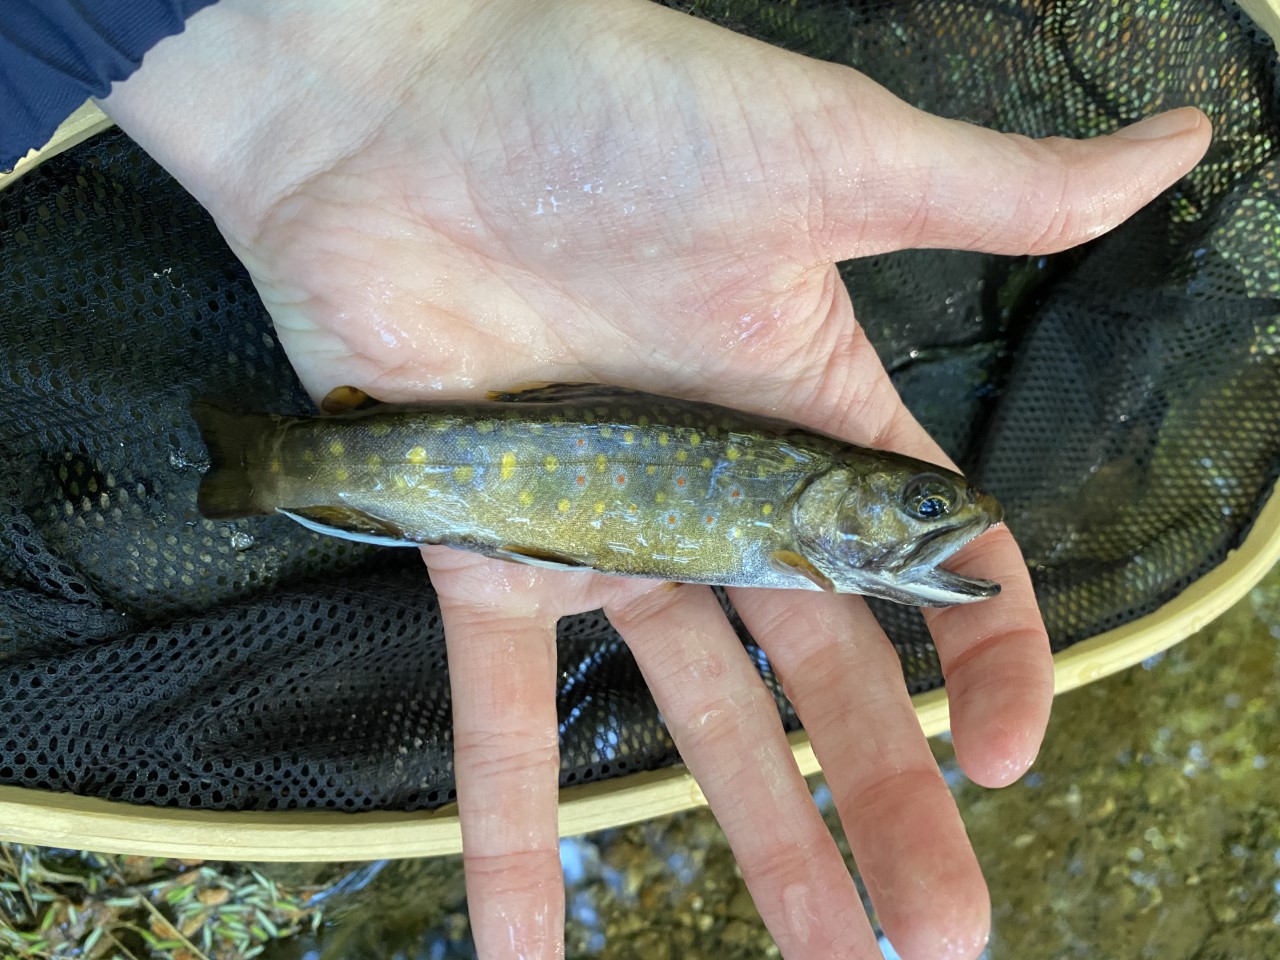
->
[96,0,477,240]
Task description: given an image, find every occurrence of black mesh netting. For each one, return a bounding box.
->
[0,0,1277,813]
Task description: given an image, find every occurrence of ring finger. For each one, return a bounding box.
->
[606,581,882,960]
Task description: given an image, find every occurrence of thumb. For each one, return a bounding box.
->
[810,99,1211,259]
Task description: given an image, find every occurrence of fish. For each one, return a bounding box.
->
[192,383,1004,606]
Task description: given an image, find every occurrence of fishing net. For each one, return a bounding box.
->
[0,0,1276,814]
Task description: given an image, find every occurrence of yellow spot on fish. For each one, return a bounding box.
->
[393,476,409,490]
[329,441,346,457]
[558,499,571,513]
[366,453,382,469]
[689,432,701,445]
[370,421,392,437]
[476,421,494,434]
[302,449,316,463]
[658,433,669,446]
[726,446,741,461]
[701,457,713,470]
[731,527,742,539]
[623,430,635,443]
[454,465,475,483]
[519,490,534,506]
[269,458,282,474]
[656,491,667,504]
[596,454,608,473]
[645,465,657,476]
[501,451,517,481]
[758,465,769,479]
[638,415,650,426]
[594,502,605,515]
[600,426,613,439]
[628,503,638,514]
[407,446,427,465]
[675,450,688,463]
[544,454,559,473]
[335,468,350,482]
[761,503,774,515]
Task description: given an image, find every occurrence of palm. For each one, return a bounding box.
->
[233,23,893,419]
[102,1,1211,957]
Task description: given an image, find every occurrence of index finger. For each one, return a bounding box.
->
[771,305,1054,787]
[868,402,1054,787]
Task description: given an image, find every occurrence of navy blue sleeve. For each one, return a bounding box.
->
[0,0,219,171]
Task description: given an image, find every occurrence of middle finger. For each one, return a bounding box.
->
[730,586,989,960]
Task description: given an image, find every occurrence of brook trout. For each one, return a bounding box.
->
[193,383,1003,606]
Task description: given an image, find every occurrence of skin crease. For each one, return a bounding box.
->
[97,1,1212,957]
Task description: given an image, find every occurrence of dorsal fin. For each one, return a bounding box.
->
[320,385,383,414]
[486,382,651,404]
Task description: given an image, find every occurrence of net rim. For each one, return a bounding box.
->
[0,483,1275,860]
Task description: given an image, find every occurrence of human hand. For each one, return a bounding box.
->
[101,1,1210,956]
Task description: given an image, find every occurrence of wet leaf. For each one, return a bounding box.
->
[197,888,231,907]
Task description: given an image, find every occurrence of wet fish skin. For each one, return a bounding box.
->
[193,383,1003,605]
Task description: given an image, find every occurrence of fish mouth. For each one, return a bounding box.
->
[883,496,1004,606]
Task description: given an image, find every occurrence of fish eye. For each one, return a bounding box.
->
[902,474,955,521]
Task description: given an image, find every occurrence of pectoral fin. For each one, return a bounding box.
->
[491,544,595,573]
[320,385,383,414]
[278,505,417,547]
[769,550,835,591]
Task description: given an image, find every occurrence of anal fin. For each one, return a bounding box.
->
[279,505,418,547]
[490,544,595,573]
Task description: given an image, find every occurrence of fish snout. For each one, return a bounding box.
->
[970,486,1005,525]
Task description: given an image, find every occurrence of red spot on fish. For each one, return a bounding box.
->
[576,475,586,485]
[676,477,686,487]
[706,516,714,524]
[731,489,740,498]
[616,474,626,485]
[667,514,676,525]
[577,438,585,447]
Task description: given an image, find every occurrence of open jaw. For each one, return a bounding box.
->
[886,515,1002,607]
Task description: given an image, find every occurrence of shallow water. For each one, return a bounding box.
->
[261,563,1280,959]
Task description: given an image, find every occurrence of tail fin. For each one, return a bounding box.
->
[190,401,275,519]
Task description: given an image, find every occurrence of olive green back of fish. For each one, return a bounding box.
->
[193,383,1001,601]
[223,385,836,585]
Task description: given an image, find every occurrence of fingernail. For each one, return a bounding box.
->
[1114,107,1203,141]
